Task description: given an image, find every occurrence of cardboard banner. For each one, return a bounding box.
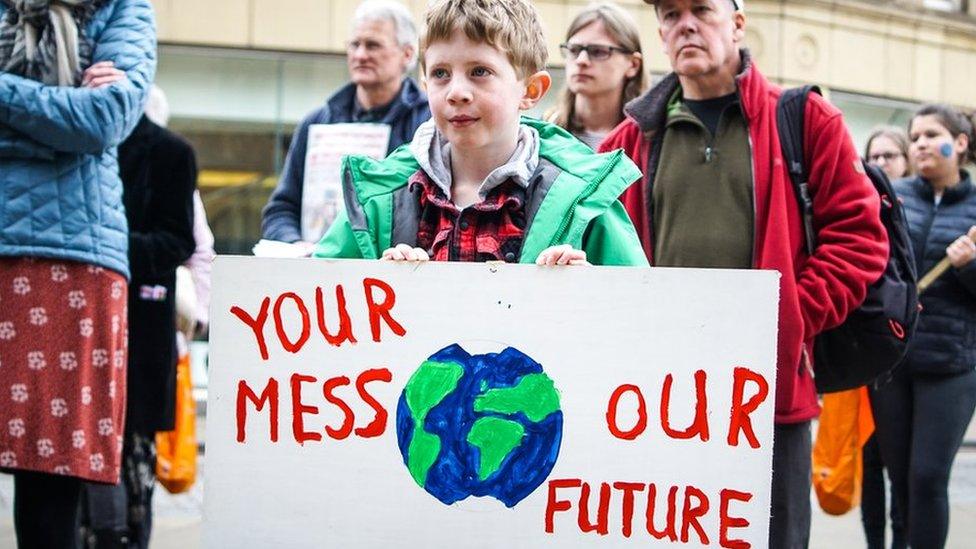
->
[300,123,391,242]
[206,258,780,548]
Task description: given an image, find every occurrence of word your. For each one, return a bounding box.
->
[236,368,392,445]
[229,278,406,360]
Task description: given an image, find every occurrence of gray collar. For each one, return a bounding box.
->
[409,119,540,202]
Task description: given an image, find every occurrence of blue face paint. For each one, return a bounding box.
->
[940,142,954,158]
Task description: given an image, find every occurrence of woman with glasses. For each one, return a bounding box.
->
[866,126,913,182]
[546,2,646,150]
[860,125,911,549]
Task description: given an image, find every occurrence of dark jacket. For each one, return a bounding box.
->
[119,116,197,433]
[895,173,976,375]
[261,78,431,243]
[600,51,889,423]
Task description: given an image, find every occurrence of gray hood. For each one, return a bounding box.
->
[409,119,540,202]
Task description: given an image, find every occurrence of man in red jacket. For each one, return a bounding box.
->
[600,0,889,546]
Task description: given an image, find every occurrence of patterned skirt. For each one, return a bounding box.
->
[0,257,128,483]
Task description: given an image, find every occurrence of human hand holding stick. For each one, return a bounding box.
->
[918,225,976,294]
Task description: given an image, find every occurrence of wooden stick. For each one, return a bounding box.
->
[918,258,952,294]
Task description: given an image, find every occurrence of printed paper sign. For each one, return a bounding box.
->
[206,258,780,548]
[300,123,391,242]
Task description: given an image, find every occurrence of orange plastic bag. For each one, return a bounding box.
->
[155,352,197,494]
[811,386,875,515]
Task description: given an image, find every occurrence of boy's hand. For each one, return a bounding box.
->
[536,245,590,266]
[82,61,126,88]
[381,243,430,262]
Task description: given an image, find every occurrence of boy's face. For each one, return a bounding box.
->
[423,29,548,155]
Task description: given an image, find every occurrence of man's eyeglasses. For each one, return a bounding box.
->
[559,43,633,61]
[868,152,903,163]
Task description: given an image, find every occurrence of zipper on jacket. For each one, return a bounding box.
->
[548,153,620,245]
[702,106,731,164]
[920,199,939,272]
[733,87,759,268]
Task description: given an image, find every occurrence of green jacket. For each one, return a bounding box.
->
[312,118,649,266]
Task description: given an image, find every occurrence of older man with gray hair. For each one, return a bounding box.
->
[601,0,890,546]
[262,0,431,251]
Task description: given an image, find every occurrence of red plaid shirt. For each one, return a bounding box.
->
[410,169,526,262]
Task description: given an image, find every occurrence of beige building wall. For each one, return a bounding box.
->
[150,0,976,108]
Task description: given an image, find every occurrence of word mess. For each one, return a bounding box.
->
[236,368,392,445]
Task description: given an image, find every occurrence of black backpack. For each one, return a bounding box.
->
[776,85,919,393]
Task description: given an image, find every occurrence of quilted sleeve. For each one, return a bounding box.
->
[0,0,156,154]
[0,125,55,160]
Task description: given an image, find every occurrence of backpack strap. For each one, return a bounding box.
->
[775,84,822,256]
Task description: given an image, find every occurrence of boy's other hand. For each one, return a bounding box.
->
[381,243,430,262]
[536,245,590,266]
[82,61,126,88]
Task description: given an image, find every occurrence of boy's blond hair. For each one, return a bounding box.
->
[420,0,548,79]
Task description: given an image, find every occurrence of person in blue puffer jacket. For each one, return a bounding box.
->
[872,103,976,549]
[0,1,155,547]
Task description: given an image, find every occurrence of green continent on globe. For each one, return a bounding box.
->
[473,373,561,422]
[403,360,465,487]
[467,417,525,481]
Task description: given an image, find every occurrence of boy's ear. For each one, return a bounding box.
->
[520,70,552,110]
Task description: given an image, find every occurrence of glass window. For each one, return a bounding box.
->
[829,91,918,156]
[156,46,350,254]
[923,0,964,12]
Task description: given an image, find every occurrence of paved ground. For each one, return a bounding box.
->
[2,421,976,547]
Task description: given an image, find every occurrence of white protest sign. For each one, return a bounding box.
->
[300,123,391,242]
[206,258,780,548]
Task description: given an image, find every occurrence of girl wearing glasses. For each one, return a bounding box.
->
[546,2,646,150]
[865,126,913,182]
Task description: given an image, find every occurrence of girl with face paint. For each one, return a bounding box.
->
[908,105,975,192]
[871,104,976,549]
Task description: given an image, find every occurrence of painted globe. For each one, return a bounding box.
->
[395,344,563,507]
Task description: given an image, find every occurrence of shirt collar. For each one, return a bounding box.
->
[409,119,540,202]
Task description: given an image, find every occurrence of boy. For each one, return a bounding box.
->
[313,0,647,267]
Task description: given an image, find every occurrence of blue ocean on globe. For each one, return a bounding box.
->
[395,344,563,508]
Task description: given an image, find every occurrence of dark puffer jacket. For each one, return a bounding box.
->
[895,173,976,375]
